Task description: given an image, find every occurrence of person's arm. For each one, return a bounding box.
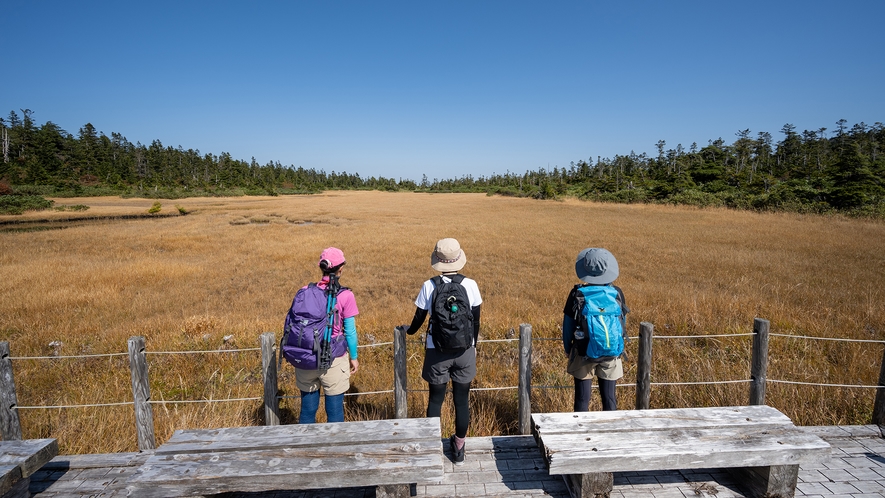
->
[343,316,359,374]
[616,285,629,330]
[404,307,428,335]
[562,314,576,355]
[472,305,481,346]
[562,287,578,355]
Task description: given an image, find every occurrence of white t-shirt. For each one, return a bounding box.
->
[414,274,483,349]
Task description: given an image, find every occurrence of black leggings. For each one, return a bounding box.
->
[574,377,617,411]
[427,381,471,438]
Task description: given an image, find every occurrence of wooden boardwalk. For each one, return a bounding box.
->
[24,425,885,497]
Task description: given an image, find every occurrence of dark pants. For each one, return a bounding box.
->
[574,377,617,411]
[427,381,471,438]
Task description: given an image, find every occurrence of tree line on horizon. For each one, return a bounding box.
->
[1,109,884,217]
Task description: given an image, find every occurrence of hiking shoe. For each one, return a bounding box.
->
[450,435,465,464]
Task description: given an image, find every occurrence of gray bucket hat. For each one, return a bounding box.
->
[575,248,619,284]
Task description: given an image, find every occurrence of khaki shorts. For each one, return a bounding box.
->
[294,354,351,395]
[567,349,623,381]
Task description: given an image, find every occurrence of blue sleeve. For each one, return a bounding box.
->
[562,314,576,354]
[343,316,358,359]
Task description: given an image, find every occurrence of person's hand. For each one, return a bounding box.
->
[350,358,359,374]
[395,325,410,334]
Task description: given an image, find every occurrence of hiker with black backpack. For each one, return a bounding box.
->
[280,247,360,423]
[397,238,482,464]
[562,248,629,412]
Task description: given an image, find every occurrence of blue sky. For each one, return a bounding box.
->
[3,1,883,182]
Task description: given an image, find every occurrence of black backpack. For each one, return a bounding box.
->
[428,274,474,353]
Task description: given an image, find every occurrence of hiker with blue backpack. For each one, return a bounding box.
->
[562,248,629,412]
[397,238,482,464]
[280,247,360,423]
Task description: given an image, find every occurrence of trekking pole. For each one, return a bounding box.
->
[319,275,339,369]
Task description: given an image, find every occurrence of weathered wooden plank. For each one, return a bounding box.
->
[532,405,794,437]
[156,417,440,454]
[567,472,612,498]
[541,426,830,474]
[133,440,443,479]
[0,464,22,497]
[0,342,22,442]
[127,418,445,497]
[0,438,58,477]
[128,336,156,451]
[128,442,443,497]
[260,332,280,426]
[43,451,150,470]
[393,326,408,419]
[518,323,532,435]
[729,464,800,498]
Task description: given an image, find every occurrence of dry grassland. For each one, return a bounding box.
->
[1,191,884,455]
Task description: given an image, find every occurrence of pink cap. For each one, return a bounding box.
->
[319,247,346,269]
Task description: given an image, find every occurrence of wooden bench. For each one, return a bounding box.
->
[0,439,58,498]
[126,417,444,497]
[531,405,831,498]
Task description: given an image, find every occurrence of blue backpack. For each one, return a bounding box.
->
[280,282,346,370]
[572,284,626,360]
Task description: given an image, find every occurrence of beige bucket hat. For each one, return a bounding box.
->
[430,238,467,272]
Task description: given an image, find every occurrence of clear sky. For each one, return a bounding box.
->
[3,1,883,182]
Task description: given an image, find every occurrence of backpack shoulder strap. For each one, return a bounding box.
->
[570,284,586,321]
[450,274,465,285]
[612,284,629,314]
[430,275,443,296]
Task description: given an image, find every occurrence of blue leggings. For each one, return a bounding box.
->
[299,390,344,423]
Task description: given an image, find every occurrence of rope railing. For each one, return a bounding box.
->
[771,333,885,344]
[149,397,262,404]
[2,322,884,447]
[8,352,130,360]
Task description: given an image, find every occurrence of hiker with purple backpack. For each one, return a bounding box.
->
[280,247,359,423]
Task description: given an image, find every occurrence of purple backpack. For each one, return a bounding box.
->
[280,283,346,370]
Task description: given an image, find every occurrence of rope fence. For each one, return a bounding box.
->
[2,319,885,447]
[6,330,885,408]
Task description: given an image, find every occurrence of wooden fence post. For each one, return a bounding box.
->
[393,326,407,419]
[261,332,280,426]
[873,345,885,426]
[128,336,156,450]
[518,323,532,435]
[0,341,23,440]
[635,322,654,410]
[749,318,770,406]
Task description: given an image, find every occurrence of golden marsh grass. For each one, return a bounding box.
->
[1,191,884,454]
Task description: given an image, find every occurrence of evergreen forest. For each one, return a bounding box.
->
[2,109,883,217]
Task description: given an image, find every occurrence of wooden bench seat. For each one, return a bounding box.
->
[531,405,831,498]
[0,439,59,498]
[126,417,444,497]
